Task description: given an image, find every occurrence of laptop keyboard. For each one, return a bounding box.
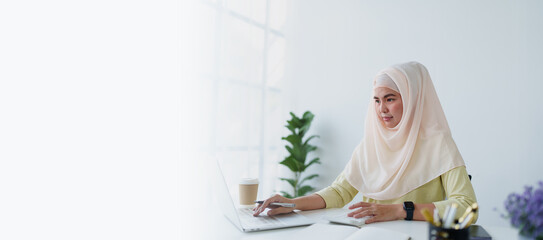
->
[238,208,285,228]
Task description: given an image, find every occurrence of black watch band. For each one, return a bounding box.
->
[403,201,414,221]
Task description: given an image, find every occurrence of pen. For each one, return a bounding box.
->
[254,201,296,208]
[458,212,474,229]
[420,208,434,224]
[433,208,441,227]
[443,203,458,229]
[458,205,472,223]
[458,202,478,223]
[442,205,451,227]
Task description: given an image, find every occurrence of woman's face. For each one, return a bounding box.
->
[373,87,403,128]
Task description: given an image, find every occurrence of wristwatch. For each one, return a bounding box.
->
[403,201,415,221]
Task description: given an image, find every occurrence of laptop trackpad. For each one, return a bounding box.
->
[274,212,310,224]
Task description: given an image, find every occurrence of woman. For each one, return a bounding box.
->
[252,61,477,224]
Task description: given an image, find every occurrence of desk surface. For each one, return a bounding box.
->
[197,208,518,240]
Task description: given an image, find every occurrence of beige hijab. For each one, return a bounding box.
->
[344,61,465,200]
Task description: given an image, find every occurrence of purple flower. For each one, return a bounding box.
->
[503,181,543,239]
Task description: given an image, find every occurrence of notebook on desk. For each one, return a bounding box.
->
[292,223,411,240]
[211,159,315,232]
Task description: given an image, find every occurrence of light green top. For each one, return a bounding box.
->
[315,166,477,221]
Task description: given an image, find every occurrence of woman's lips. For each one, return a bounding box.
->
[382,116,392,121]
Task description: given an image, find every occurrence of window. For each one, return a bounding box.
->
[198,0,287,202]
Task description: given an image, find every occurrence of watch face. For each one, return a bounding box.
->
[404,201,414,209]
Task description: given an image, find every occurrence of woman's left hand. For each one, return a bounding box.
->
[347,202,403,224]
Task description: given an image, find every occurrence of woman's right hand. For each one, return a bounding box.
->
[252,194,295,217]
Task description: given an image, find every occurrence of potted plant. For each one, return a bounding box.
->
[279,111,320,198]
[503,181,543,240]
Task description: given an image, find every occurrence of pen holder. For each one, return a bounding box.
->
[428,223,469,240]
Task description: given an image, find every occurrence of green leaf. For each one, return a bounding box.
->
[283,134,302,147]
[285,145,295,156]
[299,112,314,135]
[280,191,294,199]
[279,178,297,188]
[296,185,315,197]
[280,156,302,172]
[299,122,309,137]
[299,174,319,186]
[284,145,305,165]
[288,112,302,128]
[283,135,306,163]
[300,122,312,132]
[302,111,314,121]
[287,120,298,129]
[286,124,296,135]
[303,157,321,171]
[303,135,320,146]
[304,144,317,154]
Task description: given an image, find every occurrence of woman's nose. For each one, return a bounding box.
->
[379,103,388,113]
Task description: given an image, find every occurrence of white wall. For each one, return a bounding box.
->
[1,1,181,239]
[284,0,543,227]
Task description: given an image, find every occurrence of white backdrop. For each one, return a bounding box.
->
[3,1,542,239]
[284,0,543,227]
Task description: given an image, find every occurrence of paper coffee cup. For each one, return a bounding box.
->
[239,178,259,206]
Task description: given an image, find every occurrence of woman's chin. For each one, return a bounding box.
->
[384,122,398,128]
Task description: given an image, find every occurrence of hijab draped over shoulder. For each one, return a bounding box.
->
[344,61,465,200]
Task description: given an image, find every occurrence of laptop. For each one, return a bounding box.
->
[212,158,315,232]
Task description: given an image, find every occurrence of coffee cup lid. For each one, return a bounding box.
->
[239,178,258,184]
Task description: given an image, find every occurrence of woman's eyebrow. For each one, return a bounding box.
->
[374,93,397,99]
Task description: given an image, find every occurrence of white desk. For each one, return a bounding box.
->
[193,207,518,240]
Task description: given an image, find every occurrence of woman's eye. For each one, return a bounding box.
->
[375,100,380,103]
[386,98,394,102]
